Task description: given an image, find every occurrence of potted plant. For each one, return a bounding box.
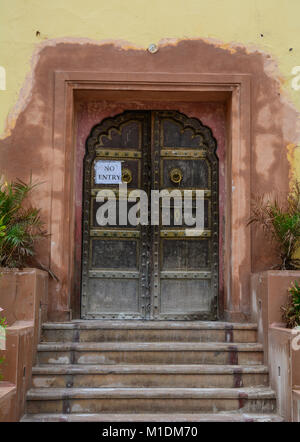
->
[281,280,300,328]
[249,182,300,328]
[0,176,51,421]
[0,175,47,270]
[249,183,300,421]
[0,174,52,321]
[248,181,300,270]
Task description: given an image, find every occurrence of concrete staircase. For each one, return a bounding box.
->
[21,321,282,422]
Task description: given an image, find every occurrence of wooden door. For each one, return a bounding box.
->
[81,111,218,320]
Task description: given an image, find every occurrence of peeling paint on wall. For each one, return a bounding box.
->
[1,0,300,134]
[1,1,300,186]
[1,1,300,318]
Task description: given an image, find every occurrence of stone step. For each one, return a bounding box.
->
[26,387,276,414]
[32,364,269,388]
[21,412,283,422]
[41,321,258,343]
[36,342,264,365]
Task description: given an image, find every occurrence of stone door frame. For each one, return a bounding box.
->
[52,71,251,322]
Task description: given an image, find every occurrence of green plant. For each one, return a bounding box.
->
[248,182,300,270]
[0,310,7,381]
[0,216,5,238]
[281,280,300,328]
[0,316,7,329]
[0,175,47,268]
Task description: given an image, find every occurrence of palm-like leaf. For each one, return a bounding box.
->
[281,280,300,328]
[248,183,300,270]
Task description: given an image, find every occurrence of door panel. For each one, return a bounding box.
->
[160,279,211,313]
[91,199,139,228]
[162,118,204,147]
[161,239,210,270]
[87,279,140,314]
[167,200,210,228]
[81,112,151,319]
[90,239,138,269]
[162,159,209,188]
[98,120,143,149]
[81,110,218,320]
[151,111,218,320]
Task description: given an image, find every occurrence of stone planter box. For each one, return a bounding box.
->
[0,382,16,422]
[293,390,300,422]
[251,271,300,422]
[269,326,300,421]
[0,268,48,421]
[251,270,300,362]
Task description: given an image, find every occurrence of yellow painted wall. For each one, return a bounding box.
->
[0,0,300,166]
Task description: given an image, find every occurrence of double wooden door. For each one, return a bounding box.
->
[81,110,219,320]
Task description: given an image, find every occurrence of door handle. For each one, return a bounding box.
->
[122,168,133,184]
[170,167,183,184]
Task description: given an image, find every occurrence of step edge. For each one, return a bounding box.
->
[37,342,264,351]
[32,364,269,375]
[20,412,284,422]
[42,321,258,331]
[26,386,277,400]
